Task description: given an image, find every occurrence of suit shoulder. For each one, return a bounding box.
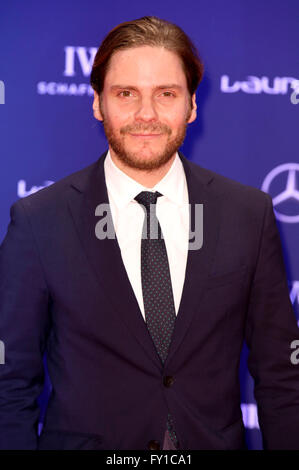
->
[184,158,272,227]
[189,159,270,206]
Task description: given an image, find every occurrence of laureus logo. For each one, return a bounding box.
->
[17,179,54,198]
[220,75,298,96]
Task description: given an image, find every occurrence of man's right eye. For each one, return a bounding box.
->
[118,90,133,97]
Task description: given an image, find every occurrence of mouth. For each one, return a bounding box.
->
[129,133,162,138]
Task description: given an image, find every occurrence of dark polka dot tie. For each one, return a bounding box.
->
[134,190,179,449]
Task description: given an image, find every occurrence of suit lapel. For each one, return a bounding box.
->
[164,151,222,369]
[67,150,222,372]
[67,150,163,371]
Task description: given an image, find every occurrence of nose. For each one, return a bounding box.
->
[134,96,158,122]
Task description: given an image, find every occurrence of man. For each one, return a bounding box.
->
[0,16,299,450]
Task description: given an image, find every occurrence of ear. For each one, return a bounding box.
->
[187,93,197,123]
[93,91,104,121]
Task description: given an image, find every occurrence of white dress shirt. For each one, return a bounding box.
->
[104,150,189,320]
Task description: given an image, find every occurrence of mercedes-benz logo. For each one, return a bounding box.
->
[261,163,299,223]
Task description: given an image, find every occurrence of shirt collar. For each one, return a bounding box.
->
[104,149,187,210]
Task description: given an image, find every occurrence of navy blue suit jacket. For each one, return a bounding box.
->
[0,150,299,449]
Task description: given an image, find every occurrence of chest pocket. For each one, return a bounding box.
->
[204,265,248,289]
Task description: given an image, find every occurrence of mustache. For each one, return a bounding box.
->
[120,123,172,135]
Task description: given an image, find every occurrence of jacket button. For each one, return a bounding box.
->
[148,440,160,450]
[163,375,174,387]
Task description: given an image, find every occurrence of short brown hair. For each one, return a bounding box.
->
[90,16,204,99]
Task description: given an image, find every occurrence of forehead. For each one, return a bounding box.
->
[104,46,187,89]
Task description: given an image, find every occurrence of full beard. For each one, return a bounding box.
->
[100,109,191,171]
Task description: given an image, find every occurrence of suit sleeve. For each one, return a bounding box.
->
[245,193,299,449]
[0,200,51,449]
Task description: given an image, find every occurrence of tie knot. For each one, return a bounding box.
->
[134,191,163,211]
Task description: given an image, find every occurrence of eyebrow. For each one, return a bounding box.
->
[110,84,183,91]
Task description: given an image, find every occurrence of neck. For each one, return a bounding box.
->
[109,149,176,188]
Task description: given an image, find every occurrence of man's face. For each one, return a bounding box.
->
[93,45,197,171]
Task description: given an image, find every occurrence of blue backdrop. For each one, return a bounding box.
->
[1,0,298,450]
